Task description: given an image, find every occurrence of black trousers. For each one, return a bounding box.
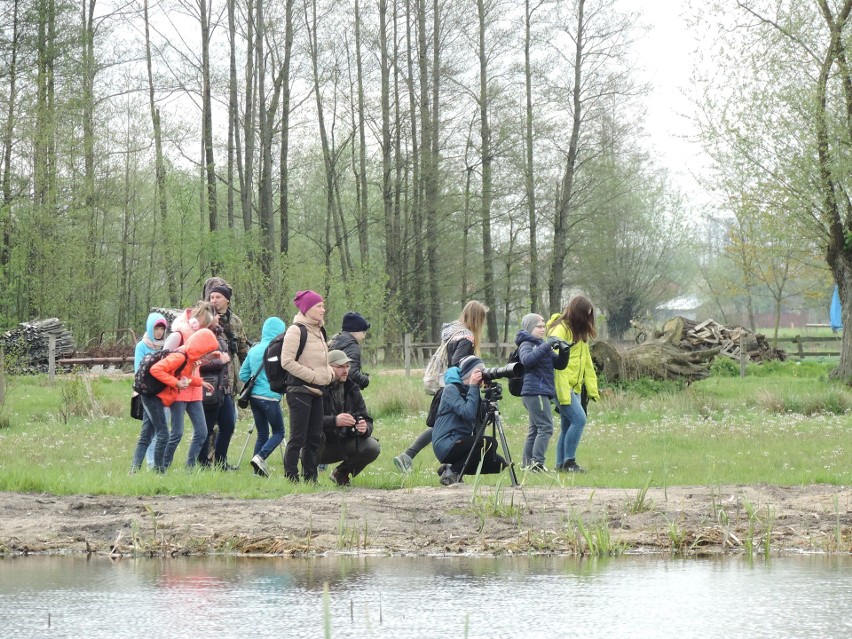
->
[442,435,506,475]
[320,433,381,477]
[284,391,324,480]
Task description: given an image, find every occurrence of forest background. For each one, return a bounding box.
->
[0,0,850,377]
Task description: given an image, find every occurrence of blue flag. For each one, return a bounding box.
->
[830,285,843,331]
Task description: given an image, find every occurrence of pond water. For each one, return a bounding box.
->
[1,554,850,638]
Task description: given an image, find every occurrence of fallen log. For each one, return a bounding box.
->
[591,341,720,383]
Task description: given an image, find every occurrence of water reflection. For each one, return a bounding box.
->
[1,555,850,638]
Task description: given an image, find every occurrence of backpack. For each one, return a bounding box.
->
[422,336,457,396]
[425,387,444,427]
[265,323,323,394]
[506,347,524,397]
[133,350,189,396]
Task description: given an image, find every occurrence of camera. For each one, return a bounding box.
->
[481,362,525,382]
[340,414,366,438]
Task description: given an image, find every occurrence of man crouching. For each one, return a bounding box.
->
[321,350,381,486]
[431,355,507,486]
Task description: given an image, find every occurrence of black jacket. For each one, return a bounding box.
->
[328,331,370,389]
[321,378,374,440]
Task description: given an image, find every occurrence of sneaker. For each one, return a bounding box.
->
[317,464,328,472]
[393,453,413,473]
[436,463,450,477]
[439,466,460,486]
[560,459,586,473]
[330,466,351,487]
[528,462,548,473]
[250,454,269,477]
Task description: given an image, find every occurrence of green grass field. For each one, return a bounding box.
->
[0,360,850,496]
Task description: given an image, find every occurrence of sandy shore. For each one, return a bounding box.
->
[2,484,850,557]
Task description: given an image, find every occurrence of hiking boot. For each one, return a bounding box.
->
[393,453,413,473]
[250,454,269,478]
[439,466,460,486]
[330,466,351,487]
[560,459,586,473]
[436,463,450,477]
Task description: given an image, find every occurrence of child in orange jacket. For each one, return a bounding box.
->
[130,328,221,474]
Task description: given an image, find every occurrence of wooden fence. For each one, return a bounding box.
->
[782,335,843,359]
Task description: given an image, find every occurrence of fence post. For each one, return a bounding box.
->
[739,334,746,378]
[48,335,56,382]
[404,333,411,377]
[795,335,804,360]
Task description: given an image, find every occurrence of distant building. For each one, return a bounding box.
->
[654,296,703,323]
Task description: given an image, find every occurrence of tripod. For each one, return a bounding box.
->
[460,382,519,488]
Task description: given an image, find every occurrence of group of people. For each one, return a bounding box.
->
[130,281,379,486]
[130,279,598,487]
[393,297,598,485]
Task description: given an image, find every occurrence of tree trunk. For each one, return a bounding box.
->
[380,0,398,302]
[241,0,255,233]
[477,0,498,343]
[354,0,370,265]
[816,0,852,380]
[524,0,540,312]
[200,0,218,246]
[1,0,20,270]
[144,0,177,306]
[549,0,584,314]
[279,0,295,258]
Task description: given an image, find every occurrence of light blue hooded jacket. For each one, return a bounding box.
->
[239,317,287,400]
[134,312,168,371]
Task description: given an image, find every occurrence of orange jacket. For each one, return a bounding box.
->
[151,328,220,406]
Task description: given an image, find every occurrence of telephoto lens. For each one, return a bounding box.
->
[481,362,525,382]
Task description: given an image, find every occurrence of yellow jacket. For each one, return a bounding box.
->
[546,313,600,405]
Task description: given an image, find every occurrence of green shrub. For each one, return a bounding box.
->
[610,377,686,397]
[710,356,740,378]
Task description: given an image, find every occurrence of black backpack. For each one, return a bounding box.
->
[133,350,189,396]
[264,324,325,393]
[507,347,524,397]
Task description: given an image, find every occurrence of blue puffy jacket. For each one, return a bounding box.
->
[239,317,287,400]
[515,330,556,399]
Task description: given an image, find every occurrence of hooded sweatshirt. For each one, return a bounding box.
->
[151,328,220,407]
[134,312,168,371]
[239,317,287,400]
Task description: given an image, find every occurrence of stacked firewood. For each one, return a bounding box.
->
[1,318,77,374]
[662,317,787,363]
[591,316,786,383]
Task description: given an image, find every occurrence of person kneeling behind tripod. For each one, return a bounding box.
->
[320,350,381,486]
[431,356,507,486]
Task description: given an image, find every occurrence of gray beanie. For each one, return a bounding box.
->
[521,313,543,335]
[458,355,484,380]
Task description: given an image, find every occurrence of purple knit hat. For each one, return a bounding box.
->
[294,290,324,314]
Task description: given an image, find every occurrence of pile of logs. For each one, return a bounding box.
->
[1,318,77,374]
[668,317,787,363]
[590,316,786,383]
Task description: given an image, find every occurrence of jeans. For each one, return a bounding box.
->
[556,391,587,467]
[251,397,285,460]
[132,395,169,473]
[144,407,171,468]
[403,429,433,460]
[522,395,554,466]
[284,391,324,481]
[202,395,237,465]
[164,400,208,469]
